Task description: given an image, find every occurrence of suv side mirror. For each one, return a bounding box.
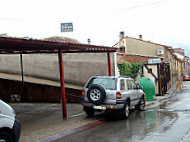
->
[138,86,143,90]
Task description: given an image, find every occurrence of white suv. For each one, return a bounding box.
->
[0,99,21,142]
[81,76,145,119]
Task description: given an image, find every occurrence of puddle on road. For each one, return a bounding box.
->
[145,97,190,113]
[144,95,190,113]
[145,108,190,112]
[60,109,180,142]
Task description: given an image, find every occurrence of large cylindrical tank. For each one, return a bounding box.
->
[137,77,156,101]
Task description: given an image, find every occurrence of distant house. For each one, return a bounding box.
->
[173,48,185,56]
[184,56,190,76]
[173,48,190,76]
[114,32,184,95]
[114,32,172,63]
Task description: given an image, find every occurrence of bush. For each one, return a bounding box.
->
[118,62,144,79]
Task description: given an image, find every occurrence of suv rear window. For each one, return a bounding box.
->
[87,78,116,90]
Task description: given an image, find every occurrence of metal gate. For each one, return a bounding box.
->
[158,63,171,96]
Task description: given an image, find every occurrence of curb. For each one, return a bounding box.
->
[158,89,177,103]
[145,101,155,107]
[145,88,177,108]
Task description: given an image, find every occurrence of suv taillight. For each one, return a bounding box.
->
[82,89,85,97]
[116,92,121,99]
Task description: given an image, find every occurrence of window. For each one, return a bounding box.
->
[148,68,152,73]
[119,46,125,51]
[87,78,116,90]
[131,81,137,89]
[127,81,132,90]
[120,79,125,90]
[119,46,125,53]
[125,80,128,90]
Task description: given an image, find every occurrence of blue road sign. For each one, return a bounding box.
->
[61,23,73,32]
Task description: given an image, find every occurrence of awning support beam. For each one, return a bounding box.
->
[20,54,24,99]
[58,49,67,118]
[107,52,112,76]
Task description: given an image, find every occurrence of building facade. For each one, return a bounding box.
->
[114,33,171,63]
[117,53,163,95]
[114,32,185,95]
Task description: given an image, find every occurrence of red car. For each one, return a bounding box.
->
[183,75,190,81]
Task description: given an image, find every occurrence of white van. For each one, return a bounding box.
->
[0,99,21,142]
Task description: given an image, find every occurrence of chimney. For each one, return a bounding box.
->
[87,38,91,44]
[119,31,125,41]
[139,35,142,40]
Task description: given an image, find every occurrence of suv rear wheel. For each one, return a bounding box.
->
[85,107,95,117]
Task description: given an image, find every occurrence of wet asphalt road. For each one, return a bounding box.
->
[58,81,190,142]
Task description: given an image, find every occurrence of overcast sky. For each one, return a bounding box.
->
[0,0,190,56]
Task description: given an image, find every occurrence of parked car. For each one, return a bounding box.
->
[81,76,145,119]
[183,75,190,81]
[0,99,21,142]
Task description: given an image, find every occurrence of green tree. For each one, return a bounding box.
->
[118,62,144,79]
[118,62,132,77]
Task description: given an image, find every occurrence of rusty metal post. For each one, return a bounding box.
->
[20,54,24,86]
[157,63,162,96]
[20,54,24,99]
[58,49,67,118]
[107,52,112,76]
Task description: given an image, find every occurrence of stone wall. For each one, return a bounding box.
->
[0,53,115,86]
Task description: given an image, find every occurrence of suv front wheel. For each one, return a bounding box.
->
[135,96,145,111]
[120,101,130,119]
[0,131,13,142]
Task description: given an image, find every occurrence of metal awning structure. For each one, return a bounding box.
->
[0,37,117,118]
[0,37,116,54]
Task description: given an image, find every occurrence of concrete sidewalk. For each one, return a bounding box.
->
[146,85,177,107]
[12,85,177,142]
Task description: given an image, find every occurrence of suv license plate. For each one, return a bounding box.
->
[93,106,106,110]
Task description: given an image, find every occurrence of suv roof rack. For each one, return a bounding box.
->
[119,76,131,78]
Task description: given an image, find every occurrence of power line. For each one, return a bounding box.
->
[0,0,169,21]
[0,17,31,21]
[102,0,169,15]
